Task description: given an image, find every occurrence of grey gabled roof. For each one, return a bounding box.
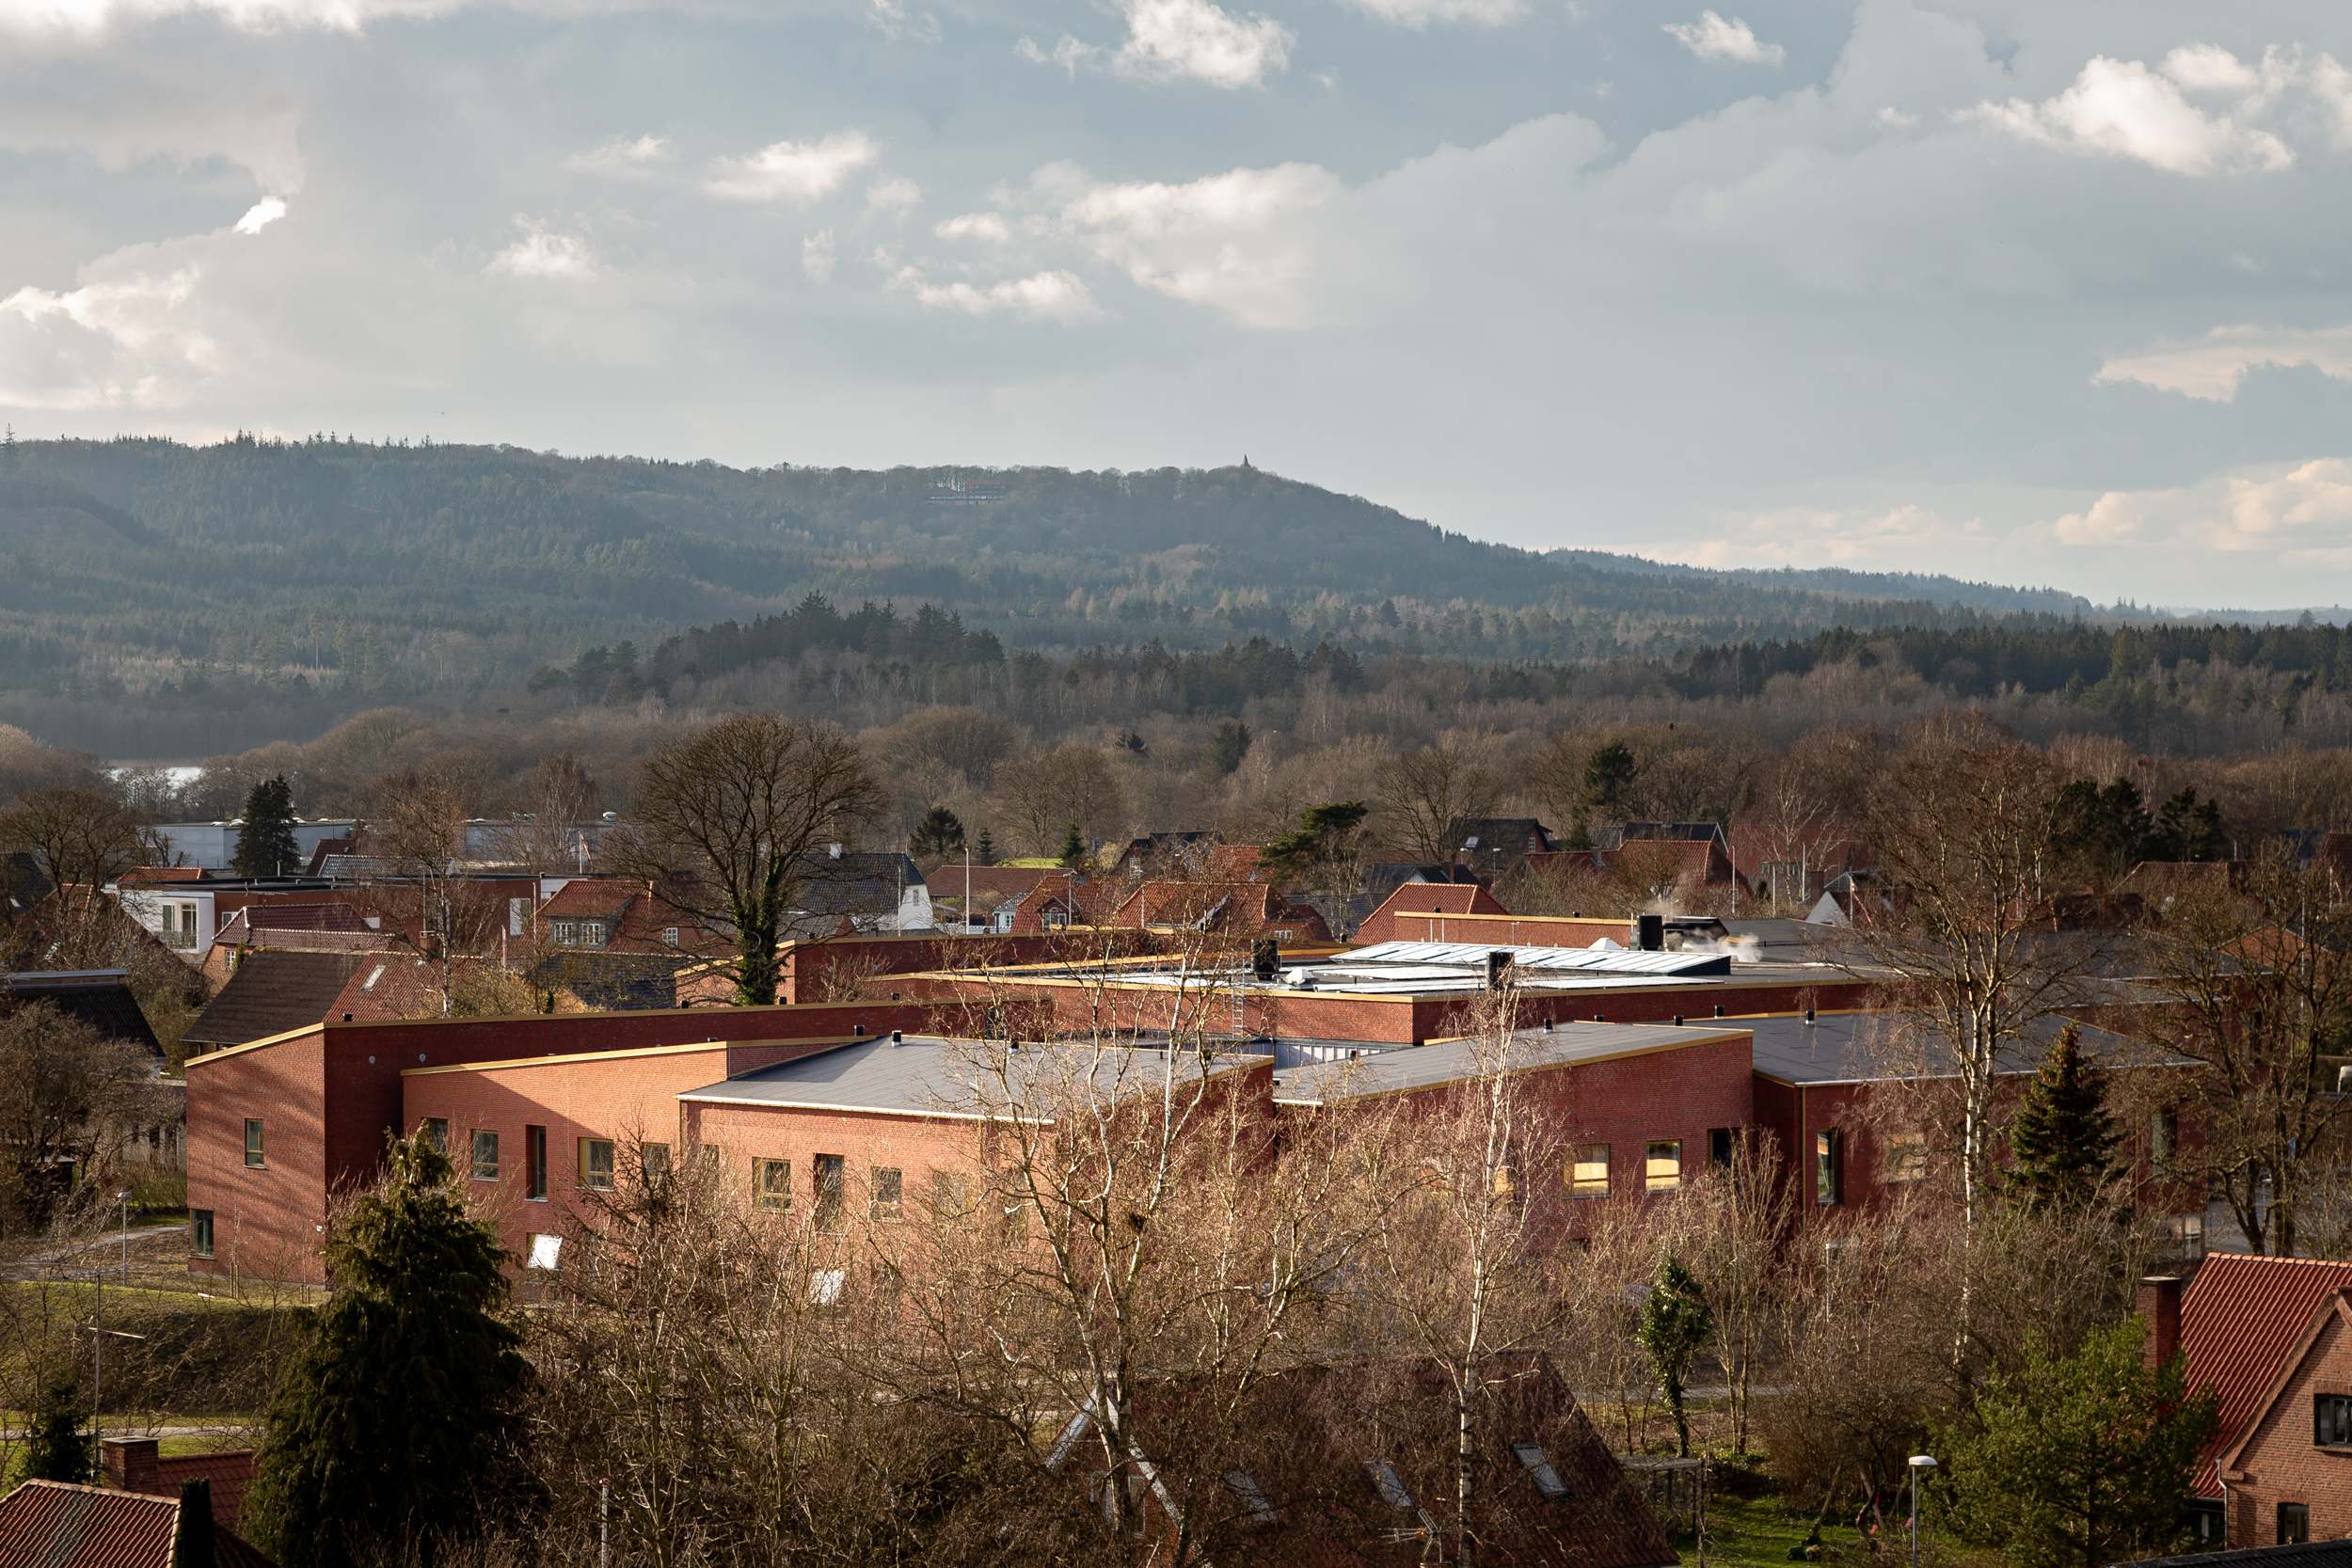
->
[791,852,926,917]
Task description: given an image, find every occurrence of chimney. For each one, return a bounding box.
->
[1484,950,1513,991]
[1636,913,1664,951]
[100,1436,162,1494]
[2140,1276,2184,1369]
[1251,940,1280,981]
[828,842,843,859]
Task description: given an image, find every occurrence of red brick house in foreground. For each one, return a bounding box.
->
[2174,1255,2352,1545]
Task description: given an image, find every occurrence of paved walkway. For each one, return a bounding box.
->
[4,1226,185,1281]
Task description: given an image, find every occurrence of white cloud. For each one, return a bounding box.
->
[2051,461,2352,568]
[2096,323,2352,401]
[1653,503,1989,570]
[0,264,215,409]
[1053,162,1340,325]
[1662,11,1783,66]
[487,223,596,280]
[704,131,881,204]
[2161,43,2262,95]
[1015,34,1092,75]
[894,267,1101,322]
[233,196,285,234]
[1111,0,1290,88]
[0,0,469,34]
[803,229,835,283]
[935,211,1012,244]
[566,134,672,178]
[866,0,936,42]
[866,176,922,215]
[1334,0,1521,32]
[1963,55,2293,176]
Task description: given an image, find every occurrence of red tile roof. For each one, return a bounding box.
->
[0,1480,276,1568]
[2181,1253,2352,1495]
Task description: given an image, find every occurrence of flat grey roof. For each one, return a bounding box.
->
[1274,1021,1751,1106]
[679,1034,1258,1119]
[1745,1010,2155,1085]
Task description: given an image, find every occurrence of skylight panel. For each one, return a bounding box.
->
[1512,1440,1569,1500]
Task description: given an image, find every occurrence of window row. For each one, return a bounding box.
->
[418,1118,596,1199]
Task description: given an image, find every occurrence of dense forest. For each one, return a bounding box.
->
[3,432,2345,760]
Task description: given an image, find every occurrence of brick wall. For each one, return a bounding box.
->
[404,1037,848,1264]
[188,1000,965,1282]
[2223,1302,2352,1544]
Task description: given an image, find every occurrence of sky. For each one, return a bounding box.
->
[7,0,2352,611]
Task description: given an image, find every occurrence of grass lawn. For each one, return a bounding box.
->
[1692,1478,2002,1568]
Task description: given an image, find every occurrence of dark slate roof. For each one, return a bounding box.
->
[527,951,681,1011]
[183,950,370,1048]
[792,851,926,917]
[2122,1544,2352,1568]
[0,971,163,1058]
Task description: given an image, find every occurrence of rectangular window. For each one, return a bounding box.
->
[870,1166,903,1223]
[579,1137,614,1190]
[1883,1131,1927,1184]
[1226,1471,1279,1527]
[931,1171,972,1227]
[2153,1107,2179,1169]
[643,1143,672,1187]
[1491,1145,1521,1201]
[756,1159,792,1212]
[809,1267,848,1314]
[526,1233,563,1272]
[2166,1212,2206,1259]
[244,1118,265,1168]
[471,1130,500,1182]
[815,1154,847,1233]
[1708,1128,1737,1170]
[420,1117,450,1155]
[190,1210,215,1259]
[526,1126,548,1200]
[1568,1145,1610,1197]
[1645,1140,1682,1194]
[2317,1394,2352,1448]
[2280,1502,2311,1544]
[1816,1130,1842,1205]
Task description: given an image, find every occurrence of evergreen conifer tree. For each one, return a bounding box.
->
[245,1132,533,1568]
[1637,1253,1714,1458]
[1059,821,1088,869]
[22,1370,88,1482]
[2008,1025,2122,1212]
[974,826,996,865]
[909,805,965,863]
[232,776,302,879]
[172,1479,215,1568]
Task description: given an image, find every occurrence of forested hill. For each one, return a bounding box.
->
[4,431,2318,757]
[3,434,2089,696]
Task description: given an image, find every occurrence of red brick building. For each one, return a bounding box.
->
[184,999,962,1283]
[2176,1254,2352,1545]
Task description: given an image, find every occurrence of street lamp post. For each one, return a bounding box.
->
[1908,1455,1938,1568]
[89,1190,135,1476]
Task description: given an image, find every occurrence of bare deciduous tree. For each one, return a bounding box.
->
[987,745,1127,860]
[2133,844,2352,1257]
[614,714,886,1006]
[1376,733,1502,863]
[1846,720,2098,1229]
